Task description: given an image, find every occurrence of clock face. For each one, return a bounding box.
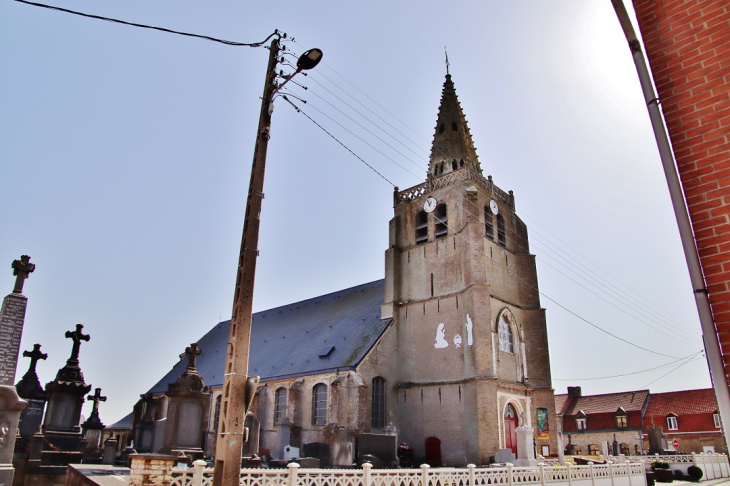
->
[424,197,437,213]
[490,199,499,215]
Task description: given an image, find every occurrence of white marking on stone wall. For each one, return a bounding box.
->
[466,314,474,346]
[453,334,462,348]
[434,323,448,348]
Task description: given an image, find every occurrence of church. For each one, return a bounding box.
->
[130,72,558,467]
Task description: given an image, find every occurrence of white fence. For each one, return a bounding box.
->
[610,453,730,480]
[171,462,646,486]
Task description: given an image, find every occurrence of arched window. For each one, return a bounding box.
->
[498,313,513,353]
[415,210,428,245]
[452,159,458,170]
[274,387,287,424]
[484,206,494,239]
[439,124,445,134]
[312,384,328,426]
[372,377,386,429]
[452,121,458,131]
[497,214,506,246]
[505,403,518,418]
[435,204,448,239]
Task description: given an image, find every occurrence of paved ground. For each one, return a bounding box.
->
[673,480,730,485]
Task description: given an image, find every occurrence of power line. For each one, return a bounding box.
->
[641,354,700,389]
[12,0,279,47]
[554,352,703,381]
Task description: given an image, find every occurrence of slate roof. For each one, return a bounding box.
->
[147,280,391,394]
[558,389,649,416]
[107,412,132,430]
[646,388,717,416]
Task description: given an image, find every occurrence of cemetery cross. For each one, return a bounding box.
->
[185,343,201,371]
[65,324,90,365]
[87,387,107,418]
[22,344,47,376]
[11,255,35,294]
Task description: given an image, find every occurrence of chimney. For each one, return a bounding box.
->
[568,386,582,398]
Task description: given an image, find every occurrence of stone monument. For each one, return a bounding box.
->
[515,413,538,467]
[0,256,34,486]
[159,343,210,460]
[15,344,48,441]
[81,388,107,463]
[42,324,92,465]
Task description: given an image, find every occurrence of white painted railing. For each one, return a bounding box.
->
[172,461,646,486]
[609,452,730,481]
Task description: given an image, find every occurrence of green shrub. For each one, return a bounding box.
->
[687,465,703,481]
[651,461,670,470]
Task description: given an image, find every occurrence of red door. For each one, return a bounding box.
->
[425,437,442,467]
[505,417,518,455]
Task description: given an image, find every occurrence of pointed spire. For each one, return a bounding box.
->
[428,74,481,179]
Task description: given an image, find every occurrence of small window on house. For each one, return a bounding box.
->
[574,446,583,455]
[435,204,448,239]
[485,206,494,239]
[312,384,328,426]
[497,214,506,246]
[372,377,386,429]
[452,122,457,131]
[620,443,630,455]
[588,444,600,456]
[439,124,445,134]
[498,313,513,353]
[667,415,678,430]
[615,407,628,428]
[452,159,457,170]
[714,413,721,428]
[274,387,287,424]
[415,210,428,245]
[576,417,587,430]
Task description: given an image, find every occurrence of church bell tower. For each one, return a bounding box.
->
[382,73,557,465]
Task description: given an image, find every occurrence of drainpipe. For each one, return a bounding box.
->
[610,0,730,447]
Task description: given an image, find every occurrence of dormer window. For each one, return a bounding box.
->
[614,407,628,428]
[714,412,721,428]
[576,410,587,430]
[435,204,448,239]
[667,414,678,430]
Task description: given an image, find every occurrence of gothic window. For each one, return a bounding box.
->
[484,206,494,239]
[274,387,287,424]
[312,383,328,426]
[497,214,506,246]
[452,159,457,170]
[213,395,222,434]
[714,412,721,428]
[504,403,518,418]
[615,407,628,428]
[415,210,428,245]
[498,313,513,353]
[667,414,678,430]
[371,377,386,429]
[435,204,448,239]
[452,121,457,131]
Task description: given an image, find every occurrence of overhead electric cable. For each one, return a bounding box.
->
[641,354,700,388]
[554,351,703,381]
[12,0,279,47]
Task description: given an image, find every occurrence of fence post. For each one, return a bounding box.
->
[589,463,595,486]
[288,462,300,486]
[539,463,546,486]
[363,462,372,486]
[608,461,615,486]
[566,462,572,486]
[507,463,513,486]
[192,460,206,486]
[420,463,430,486]
[467,463,475,486]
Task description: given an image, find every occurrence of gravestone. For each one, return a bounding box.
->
[159,343,210,460]
[15,344,47,440]
[564,434,575,456]
[302,442,330,468]
[134,394,156,452]
[358,434,397,468]
[274,419,292,459]
[647,425,667,455]
[0,256,34,486]
[42,324,92,465]
[514,425,538,467]
[81,387,107,463]
[241,414,260,458]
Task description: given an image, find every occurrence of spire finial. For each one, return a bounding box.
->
[444,47,450,75]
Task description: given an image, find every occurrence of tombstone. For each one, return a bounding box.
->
[81,388,106,463]
[514,425,538,467]
[600,441,609,458]
[302,442,330,468]
[564,433,575,456]
[283,445,299,459]
[333,439,354,467]
[42,324,93,465]
[274,418,292,459]
[494,448,517,463]
[612,434,620,459]
[241,414,260,458]
[647,425,667,455]
[102,437,118,465]
[134,394,156,452]
[0,257,34,486]
[15,344,47,441]
[159,343,210,460]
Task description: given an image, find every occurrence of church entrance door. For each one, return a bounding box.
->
[504,404,518,455]
[424,437,441,467]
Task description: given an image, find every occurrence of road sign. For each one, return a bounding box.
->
[673,438,679,449]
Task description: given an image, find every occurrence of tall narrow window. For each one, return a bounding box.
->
[213,395,222,435]
[451,159,457,170]
[452,122,458,131]
[498,313,513,353]
[312,384,328,426]
[372,377,386,429]
[435,204,448,239]
[714,413,722,428]
[667,415,678,430]
[415,211,428,244]
[497,214,506,246]
[615,407,628,428]
[485,206,494,239]
[274,387,287,424]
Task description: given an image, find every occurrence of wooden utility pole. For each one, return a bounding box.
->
[212,37,279,486]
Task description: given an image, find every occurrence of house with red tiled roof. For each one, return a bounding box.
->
[556,387,650,456]
[644,388,726,454]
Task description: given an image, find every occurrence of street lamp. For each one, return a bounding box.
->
[213,38,322,486]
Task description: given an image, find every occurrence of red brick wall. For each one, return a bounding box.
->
[632,1,730,381]
[562,411,643,432]
[645,412,720,433]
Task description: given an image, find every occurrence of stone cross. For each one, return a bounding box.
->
[87,387,107,417]
[11,255,35,294]
[185,343,201,371]
[65,324,90,363]
[520,411,526,426]
[22,344,47,375]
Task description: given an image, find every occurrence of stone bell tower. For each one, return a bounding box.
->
[381,73,557,465]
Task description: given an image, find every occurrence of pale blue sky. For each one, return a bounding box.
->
[1,1,710,424]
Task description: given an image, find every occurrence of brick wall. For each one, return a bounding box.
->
[632,1,730,381]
